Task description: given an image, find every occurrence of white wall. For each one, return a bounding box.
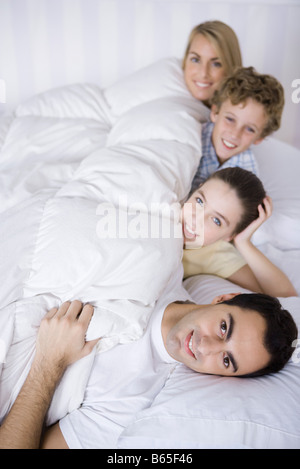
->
[0,0,299,147]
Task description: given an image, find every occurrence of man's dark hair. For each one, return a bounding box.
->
[222,293,298,378]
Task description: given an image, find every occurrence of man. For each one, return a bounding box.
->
[0,288,297,449]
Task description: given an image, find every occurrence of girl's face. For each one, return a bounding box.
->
[184,34,226,102]
[181,178,244,248]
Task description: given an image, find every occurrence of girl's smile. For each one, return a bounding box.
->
[181,178,244,248]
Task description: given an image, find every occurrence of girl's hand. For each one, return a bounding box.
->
[233,196,272,246]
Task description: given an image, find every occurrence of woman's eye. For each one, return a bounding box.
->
[196,197,204,206]
[212,61,222,68]
[213,217,221,227]
[191,56,199,63]
[221,320,227,336]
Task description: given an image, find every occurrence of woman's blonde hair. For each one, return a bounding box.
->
[182,20,242,76]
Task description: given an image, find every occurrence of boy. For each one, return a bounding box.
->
[190,66,284,193]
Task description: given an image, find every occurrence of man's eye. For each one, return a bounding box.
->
[221,320,227,336]
[223,355,230,368]
[213,217,221,226]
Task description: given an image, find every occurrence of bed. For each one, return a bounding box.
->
[0,0,299,449]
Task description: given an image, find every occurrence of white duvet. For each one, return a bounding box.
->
[0,59,209,425]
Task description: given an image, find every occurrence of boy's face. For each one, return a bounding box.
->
[164,301,271,377]
[210,98,267,163]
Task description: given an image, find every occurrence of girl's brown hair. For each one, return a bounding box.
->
[207,167,266,235]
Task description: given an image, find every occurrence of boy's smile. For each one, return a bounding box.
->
[210,98,267,163]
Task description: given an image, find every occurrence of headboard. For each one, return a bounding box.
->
[0,0,299,148]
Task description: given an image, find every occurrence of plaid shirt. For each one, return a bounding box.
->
[190,122,259,194]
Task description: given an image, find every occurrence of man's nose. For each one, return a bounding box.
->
[198,336,223,355]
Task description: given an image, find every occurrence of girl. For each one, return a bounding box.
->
[181,167,297,298]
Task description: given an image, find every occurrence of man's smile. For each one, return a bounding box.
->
[185,331,196,359]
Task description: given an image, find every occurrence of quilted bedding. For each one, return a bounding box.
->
[0,58,209,425]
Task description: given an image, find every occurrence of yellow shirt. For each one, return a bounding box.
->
[182,240,246,279]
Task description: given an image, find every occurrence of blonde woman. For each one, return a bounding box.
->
[182,20,242,106]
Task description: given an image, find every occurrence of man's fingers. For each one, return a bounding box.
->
[55,301,72,318]
[83,338,100,357]
[56,300,87,320]
[44,306,59,319]
[44,300,94,325]
[64,300,84,319]
[77,303,94,326]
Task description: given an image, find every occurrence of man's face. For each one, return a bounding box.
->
[164,302,271,377]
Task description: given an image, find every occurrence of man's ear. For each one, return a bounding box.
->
[210,104,219,123]
[211,292,241,304]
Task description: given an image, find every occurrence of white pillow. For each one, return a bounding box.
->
[15,83,111,124]
[118,275,300,449]
[103,57,193,116]
[252,137,300,250]
[106,97,208,151]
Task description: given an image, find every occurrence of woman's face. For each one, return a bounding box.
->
[181,178,244,248]
[183,33,226,102]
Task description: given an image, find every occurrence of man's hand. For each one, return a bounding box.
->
[0,300,98,449]
[34,300,98,373]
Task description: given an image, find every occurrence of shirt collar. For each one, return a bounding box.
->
[202,121,218,163]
